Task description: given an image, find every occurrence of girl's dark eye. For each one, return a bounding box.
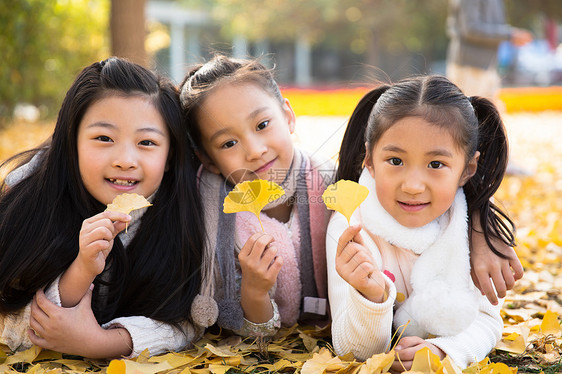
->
[429,161,443,169]
[222,140,237,149]
[257,120,269,130]
[389,157,402,166]
[96,135,112,142]
[139,140,156,146]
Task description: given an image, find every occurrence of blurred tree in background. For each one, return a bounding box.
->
[0,0,108,124]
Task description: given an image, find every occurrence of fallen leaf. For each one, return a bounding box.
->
[301,347,347,374]
[106,193,152,214]
[409,347,441,373]
[540,310,561,335]
[223,179,285,232]
[358,350,394,374]
[322,180,369,224]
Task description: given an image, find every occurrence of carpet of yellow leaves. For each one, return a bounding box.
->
[0,109,560,373]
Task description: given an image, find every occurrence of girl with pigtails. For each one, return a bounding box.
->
[327,75,515,370]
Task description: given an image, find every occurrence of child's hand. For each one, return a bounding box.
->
[470,227,523,305]
[29,287,133,358]
[239,233,283,297]
[391,336,445,372]
[78,211,131,278]
[336,225,386,303]
[239,233,283,323]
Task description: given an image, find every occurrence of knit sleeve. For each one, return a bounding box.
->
[102,317,202,358]
[426,295,503,369]
[326,212,396,361]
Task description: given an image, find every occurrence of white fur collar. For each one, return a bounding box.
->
[357,169,479,337]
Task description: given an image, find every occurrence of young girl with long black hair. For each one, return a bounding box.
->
[0,57,206,358]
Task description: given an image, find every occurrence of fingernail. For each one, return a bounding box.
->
[396,345,403,350]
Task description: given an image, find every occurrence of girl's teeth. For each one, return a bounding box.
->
[110,179,135,186]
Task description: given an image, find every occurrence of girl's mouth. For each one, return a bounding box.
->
[254,158,276,174]
[398,201,429,212]
[107,178,138,187]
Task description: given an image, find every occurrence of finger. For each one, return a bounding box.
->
[267,255,283,277]
[474,270,498,305]
[34,289,57,316]
[28,328,49,348]
[249,234,274,261]
[491,270,507,299]
[336,225,362,257]
[501,263,516,292]
[239,233,267,258]
[103,210,132,224]
[30,294,49,323]
[509,253,524,281]
[470,270,482,295]
[337,242,361,264]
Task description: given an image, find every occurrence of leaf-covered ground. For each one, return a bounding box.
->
[0,111,561,373]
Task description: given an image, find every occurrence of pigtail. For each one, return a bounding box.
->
[465,96,515,258]
[336,86,389,182]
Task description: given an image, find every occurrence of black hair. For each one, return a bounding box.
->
[178,54,282,152]
[0,57,205,325]
[336,75,515,257]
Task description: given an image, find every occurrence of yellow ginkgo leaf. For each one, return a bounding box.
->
[541,310,561,335]
[409,346,441,373]
[322,180,369,225]
[106,193,152,215]
[223,179,285,232]
[358,350,394,374]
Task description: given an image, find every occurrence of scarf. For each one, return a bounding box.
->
[357,169,479,337]
[199,148,331,330]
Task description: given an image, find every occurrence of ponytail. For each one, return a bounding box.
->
[465,96,515,257]
[336,86,389,181]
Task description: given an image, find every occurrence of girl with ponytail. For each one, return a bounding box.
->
[327,75,515,370]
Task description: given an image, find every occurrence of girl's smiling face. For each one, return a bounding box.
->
[196,82,296,186]
[77,95,170,205]
[365,116,479,228]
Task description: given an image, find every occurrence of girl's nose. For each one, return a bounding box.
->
[245,139,267,161]
[112,147,138,170]
[401,170,425,195]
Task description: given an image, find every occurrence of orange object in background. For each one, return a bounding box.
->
[282,86,562,116]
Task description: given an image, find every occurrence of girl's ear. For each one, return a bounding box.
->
[195,150,221,175]
[282,98,296,134]
[363,142,375,179]
[459,151,480,186]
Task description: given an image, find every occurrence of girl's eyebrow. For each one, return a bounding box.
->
[85,122,165,136]
[137,127,166,136]
[382,145,405,153]
[426,149,453,158]
[382,145,453,158]
[209,127,232,142]
[248,106,268,120]
[85,121,115,130]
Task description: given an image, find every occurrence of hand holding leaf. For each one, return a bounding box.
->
[322,180,369,224]
[223,179,285,232]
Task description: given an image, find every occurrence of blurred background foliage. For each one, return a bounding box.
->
[0,0,108,123]
[1,0,561,125]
